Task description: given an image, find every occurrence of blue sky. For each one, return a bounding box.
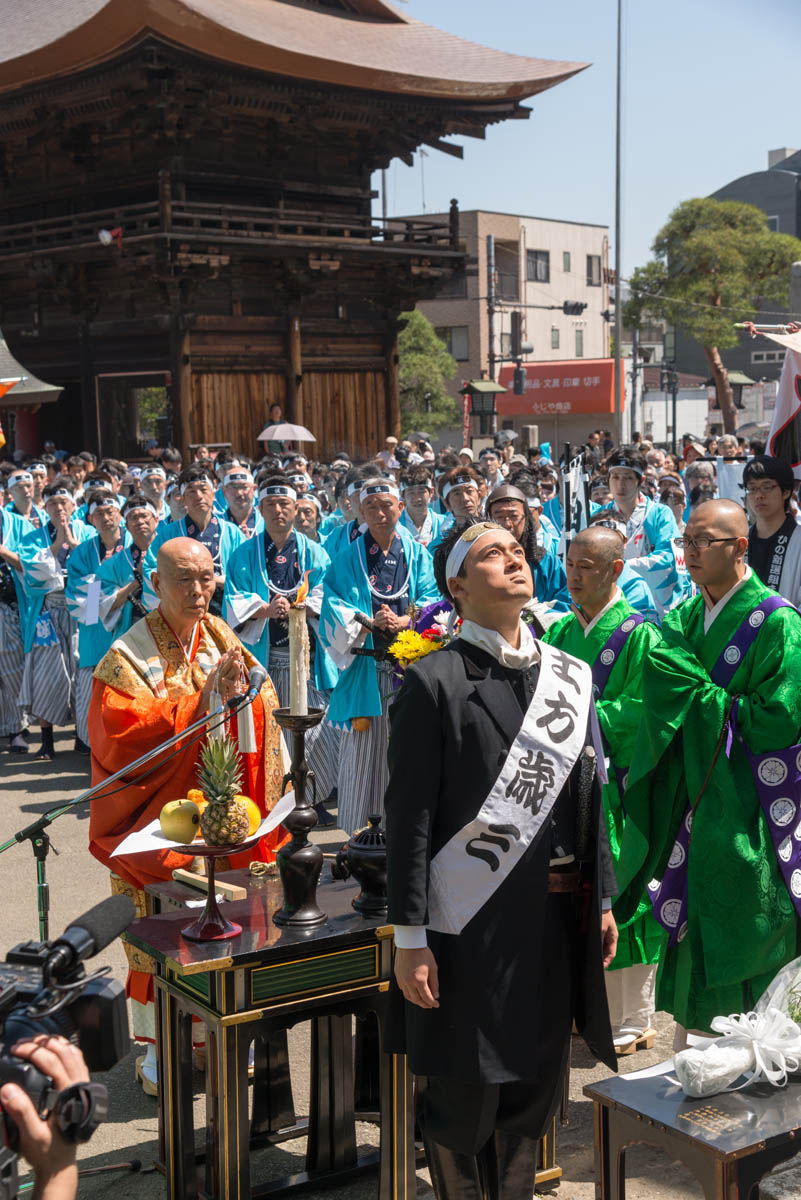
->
[378,0,800,277]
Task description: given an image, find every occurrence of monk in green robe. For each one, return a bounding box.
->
[616,500,801,1040]
[543,527,662,1053]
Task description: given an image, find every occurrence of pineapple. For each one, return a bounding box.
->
[197,737,251,846]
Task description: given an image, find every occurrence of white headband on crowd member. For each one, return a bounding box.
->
[223,470,253,487]
[140,465,166,481]
[444,522,499,596]
[8,471,33,486]
[180,475,213,495]
[360,482,400,502]
[298,493,322,512]
[527,495,543,510]
[442,476,479,502]
[28,462,46,473]
[88,497,118,516]
[288,474,306,486]
[124,499,158,518]
[346,480,363,497]
[45,488,72,502]
[259,484,297,502]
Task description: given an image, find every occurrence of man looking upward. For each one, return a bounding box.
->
[743,455,801,606]
[616,500,801,1045]
[543,526,662,1054]
[386,521,617,1199]
[321,479,438,832]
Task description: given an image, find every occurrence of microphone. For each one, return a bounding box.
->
[245,664,267,701]
[44,895,136,983]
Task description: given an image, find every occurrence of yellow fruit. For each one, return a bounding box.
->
[187,788,207,807]
[235,795,261,836]
[159,799,200,844]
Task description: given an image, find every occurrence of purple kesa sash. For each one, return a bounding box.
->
[650,594,794,944]
[591,613,645,698]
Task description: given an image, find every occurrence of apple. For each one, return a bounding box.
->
[159,799,200,844]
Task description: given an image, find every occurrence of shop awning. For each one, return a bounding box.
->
[497,358,619,417]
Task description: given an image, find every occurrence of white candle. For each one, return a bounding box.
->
[289,603,309,715]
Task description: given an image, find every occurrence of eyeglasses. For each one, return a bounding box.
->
[673,535,739,552]
[744,483,779,497]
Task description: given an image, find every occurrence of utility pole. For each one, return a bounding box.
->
[613,0,624,446]
[487,234,496,381]
[381,168,387,224]
[631,325,639,437]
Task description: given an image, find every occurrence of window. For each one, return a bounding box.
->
[436,273,468,298]
[586,255,602,286]
[435,325,470,361]
[551,327,560,350]
[767,215,780,233]
[563,251,571,273]
[527,250,550,283]
[575,329,584,358]
[751,350,785,364]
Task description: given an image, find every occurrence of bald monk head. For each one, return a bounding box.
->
[565,526,625,617]
[151,537,217,635]
[682,498,749,599]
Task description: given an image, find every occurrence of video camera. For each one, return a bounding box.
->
[0,894,135,1198]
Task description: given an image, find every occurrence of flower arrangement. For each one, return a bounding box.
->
[387,599,458,683]
[388,629,440,668]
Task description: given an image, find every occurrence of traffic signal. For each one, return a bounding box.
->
[562,301,587,316]
[513,365,526,396]
[510,311,523,358]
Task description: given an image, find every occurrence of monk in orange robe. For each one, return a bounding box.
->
[88,538,288,1093]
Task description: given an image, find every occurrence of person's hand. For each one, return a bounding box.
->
[264,596,290,620]
[375,609,411,634]
[601,909,618,968]
[214,648,245,703]
[394,947,440,1009]
[372,607,390,631]
[0,1035,87,1199]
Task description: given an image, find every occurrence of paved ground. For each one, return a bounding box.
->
[0,731,720,1197]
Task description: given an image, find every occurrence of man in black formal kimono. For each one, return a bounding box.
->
[385,520,618,1200]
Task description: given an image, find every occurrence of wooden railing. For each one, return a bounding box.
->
[0,198,461,258]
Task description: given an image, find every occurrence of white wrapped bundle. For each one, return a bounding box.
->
[673,1008,801,1098]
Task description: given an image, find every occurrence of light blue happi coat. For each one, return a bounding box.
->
[223,531,338,692]
[17,520,95,652]
[399,506,452,550]
[94,544,147,641]
[66,532,132,668]
[599,495,681,617]
[320,526,439,729]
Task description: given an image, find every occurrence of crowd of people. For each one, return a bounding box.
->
[3,420,801,1198]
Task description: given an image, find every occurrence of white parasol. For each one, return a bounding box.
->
[257,422,316,443]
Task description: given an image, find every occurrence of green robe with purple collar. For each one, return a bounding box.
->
[543,592,662,972]
[615,570,801,1031]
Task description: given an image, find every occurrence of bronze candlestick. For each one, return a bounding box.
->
[272,708,328,929]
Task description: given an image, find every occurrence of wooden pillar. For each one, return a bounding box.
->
[158,169,172,233]
[78,320,97,455]
[170,320,192,459]
[386,333,401,440]
[287,314,303,425]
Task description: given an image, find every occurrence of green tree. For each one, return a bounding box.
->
[625,198,801,433]
[397,309,459,435]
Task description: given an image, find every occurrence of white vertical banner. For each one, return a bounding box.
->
[767,348,801,480]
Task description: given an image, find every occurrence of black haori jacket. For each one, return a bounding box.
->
[384,637,617,1082]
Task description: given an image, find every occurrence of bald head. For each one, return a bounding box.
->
[152,537,216,631]
[572,526,626,567]
[156,536,214,577]
[685,498,748,540]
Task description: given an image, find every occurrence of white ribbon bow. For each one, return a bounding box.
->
[673,1007,801,1098]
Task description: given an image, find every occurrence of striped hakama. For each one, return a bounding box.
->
[19,594,78,727]
[267,648,340,805]
[75,666,94,747]
[0,601,26,736]
[337,663,395,835]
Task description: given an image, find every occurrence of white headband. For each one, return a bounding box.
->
[141,466,166,481]
[360,482,400,502]
[180,475,213,495]
[527,496,543,510]
[88,498,118,516]
[8,472,32,486]
[288,474,307,486]
[442,477,479,502]
[259,484,297,502]
[45,488,72,502]
[223,471,253,487]
[124,499,158,519]
[346,481,362,497]
[444,523,499,596]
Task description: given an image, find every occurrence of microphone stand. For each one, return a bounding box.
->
[0,693,252,942]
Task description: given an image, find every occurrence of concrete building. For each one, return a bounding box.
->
[407,208,612,448]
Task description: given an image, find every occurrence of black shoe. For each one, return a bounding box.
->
[314,802,336,827]
[73,737,90,756]
[8,732,28,754]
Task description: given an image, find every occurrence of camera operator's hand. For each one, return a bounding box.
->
[0,1035,86,1200]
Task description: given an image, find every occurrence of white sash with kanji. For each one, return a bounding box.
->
[426,641,592,936]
